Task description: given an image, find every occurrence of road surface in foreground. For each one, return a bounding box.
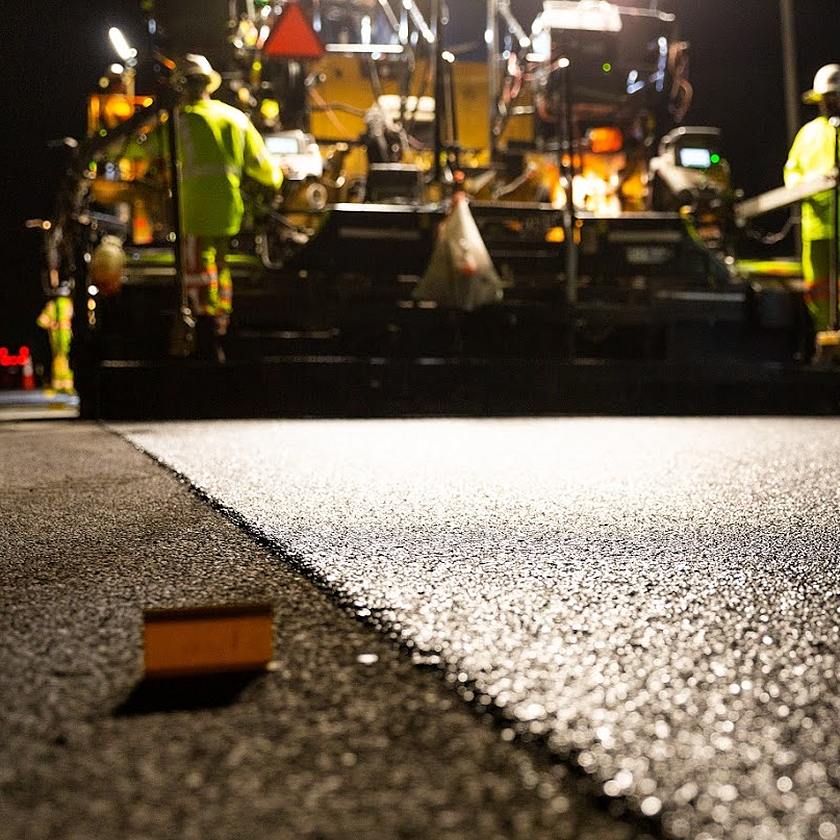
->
[7,422,642,840]
[120,418,840,840]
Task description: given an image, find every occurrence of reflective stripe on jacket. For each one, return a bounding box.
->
[784,116,837,242]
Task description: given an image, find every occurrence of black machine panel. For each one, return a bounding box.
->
[148,0,232,65]
[289,204,442,276]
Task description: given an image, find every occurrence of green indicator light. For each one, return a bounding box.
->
[710,153,721,164]
[602,62,612,73]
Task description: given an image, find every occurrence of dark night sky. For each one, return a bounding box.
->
[2,0,838,357]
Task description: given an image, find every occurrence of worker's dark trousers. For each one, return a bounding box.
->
[195,315,224,362]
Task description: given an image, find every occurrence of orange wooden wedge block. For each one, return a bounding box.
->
[143,603,274,678]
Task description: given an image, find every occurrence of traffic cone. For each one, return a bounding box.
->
[20,349,35,390]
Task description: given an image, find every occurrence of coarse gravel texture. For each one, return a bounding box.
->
[119,416,840,840]
[1,421,648,840]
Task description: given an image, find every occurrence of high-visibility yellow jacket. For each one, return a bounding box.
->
[177,99,282,236]
[36,296,73,355]
[121,99,282,237]
[784,116,837,241]
[36,296,73,332]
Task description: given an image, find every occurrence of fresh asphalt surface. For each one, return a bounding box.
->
[1,421,650,840]
[115,417,840,840]
[4,419,840,840]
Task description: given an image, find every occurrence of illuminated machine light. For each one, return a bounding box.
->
[540,1,622,33]
[679,147,713,168]
[108,27,136,62]
[325,43,403,54]
[655,36,668,92]
[558,56,570,69]
[588,126,623,154]
[626,69,644,95]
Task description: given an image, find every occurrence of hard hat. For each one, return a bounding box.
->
[180,54,222,94]
[802,64,840,104]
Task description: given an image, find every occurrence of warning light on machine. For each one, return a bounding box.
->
[0,346,31,367]
[710,153,721,165]
[588,126,624,154]
[602,62,612,73]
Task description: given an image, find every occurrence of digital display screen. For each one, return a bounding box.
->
[679,147,712,169]
[265,136,301,155]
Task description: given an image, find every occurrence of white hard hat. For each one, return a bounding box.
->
[803,63,840,104]
[181,53,222,94]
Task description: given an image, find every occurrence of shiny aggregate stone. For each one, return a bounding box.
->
[121,417,840,839]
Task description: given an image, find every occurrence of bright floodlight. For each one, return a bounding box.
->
[108,27,137,62]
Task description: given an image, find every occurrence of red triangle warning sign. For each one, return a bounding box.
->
[263,3,325,60]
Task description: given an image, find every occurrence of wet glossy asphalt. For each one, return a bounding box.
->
[118,417,840,840]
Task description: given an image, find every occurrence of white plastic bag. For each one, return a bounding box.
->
[413,196,504,311]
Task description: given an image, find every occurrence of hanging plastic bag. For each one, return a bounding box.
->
[413,194,504,311]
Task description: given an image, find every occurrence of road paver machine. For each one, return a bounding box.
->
[39,0,825,416]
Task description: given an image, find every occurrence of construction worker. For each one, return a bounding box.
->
[36,290,74,393]
[175,54,283,359]
[784,64,840,333]
[126,55,283,359]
